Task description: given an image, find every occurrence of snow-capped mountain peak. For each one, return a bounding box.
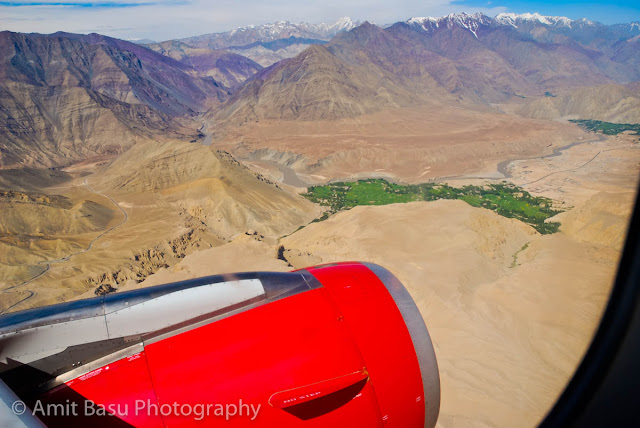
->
[495,13,594,28]
[407,16,439,26]
[406,12,599,36]
[299,17,360,38]
[223,17,357,40]
[406,12,491,38]
[332,17,359,32]
[228,21,288,37]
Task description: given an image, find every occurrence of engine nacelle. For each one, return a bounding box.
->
[0,262,440,427]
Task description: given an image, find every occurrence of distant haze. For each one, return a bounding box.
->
[0,0,638,41]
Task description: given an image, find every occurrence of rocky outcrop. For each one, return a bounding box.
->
[85,223,222,290]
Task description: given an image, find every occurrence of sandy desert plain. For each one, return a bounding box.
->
[0,102,639,428]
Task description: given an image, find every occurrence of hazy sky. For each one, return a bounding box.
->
[1,0,639,41]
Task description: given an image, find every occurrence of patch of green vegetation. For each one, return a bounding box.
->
[570,119,640,136]
[303,179,562,234]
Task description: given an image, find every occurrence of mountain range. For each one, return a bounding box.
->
[175,17,360,50]
[1,13,639,168]
[214,13,640,124]
[146,17,359,68]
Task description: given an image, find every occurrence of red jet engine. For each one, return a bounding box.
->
[0,262,440,427]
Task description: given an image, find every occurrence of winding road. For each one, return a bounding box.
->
[0,178,128,314]
[520,145,627,187]
[432,134,608,184]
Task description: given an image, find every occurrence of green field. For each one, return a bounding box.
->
[303,179,562,234]
[570,119,640,135]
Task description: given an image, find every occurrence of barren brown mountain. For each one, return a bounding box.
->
[0,31,228,168]
[214,40,435,123]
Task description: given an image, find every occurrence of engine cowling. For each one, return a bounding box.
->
[0,262,440,427]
